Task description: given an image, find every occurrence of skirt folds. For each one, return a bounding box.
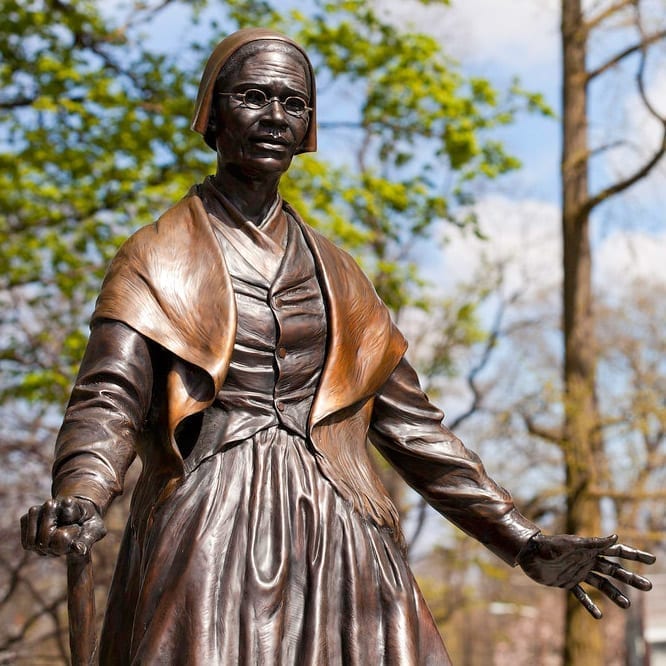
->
[99,427,450,665]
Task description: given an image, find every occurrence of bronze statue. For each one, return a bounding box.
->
[20,28,655,665]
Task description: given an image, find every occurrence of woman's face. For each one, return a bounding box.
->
[213,48,310,179]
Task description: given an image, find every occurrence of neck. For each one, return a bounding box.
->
[213,167,280,224]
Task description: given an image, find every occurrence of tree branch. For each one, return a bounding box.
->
[0,552,30,606]
[587,29,666,82]
[584,0,635,34]
[521,412,563,445]
[124,0,179,30]
[0,94,39,110]
[408,283,522,553]
[406,498,430,557]
[583,138,665,218]
[588,139,626,158]
[448,290,518,430]
[634,25,666,123]
[589,488,666,500]
[582,42,666,217]
[0,592,67,653]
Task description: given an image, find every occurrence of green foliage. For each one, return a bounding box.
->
[1,0,211,404]
[0,0,547,405]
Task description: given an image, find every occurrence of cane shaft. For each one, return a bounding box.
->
[67,551,97,666]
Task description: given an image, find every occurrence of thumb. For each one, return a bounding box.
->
[69,513,107,558]
[578,534,618,551]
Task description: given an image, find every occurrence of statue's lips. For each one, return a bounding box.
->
[250,135,291,151]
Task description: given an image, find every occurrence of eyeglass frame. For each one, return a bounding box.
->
[217,89,312,118]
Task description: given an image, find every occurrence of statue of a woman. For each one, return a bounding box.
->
[21,28,654,665]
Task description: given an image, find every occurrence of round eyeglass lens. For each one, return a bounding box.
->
[243,89,267,108]
[284,97,306,115]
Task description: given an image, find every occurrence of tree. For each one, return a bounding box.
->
[1,0,546,660]
[429,223,666,664]
[559,2,665,664]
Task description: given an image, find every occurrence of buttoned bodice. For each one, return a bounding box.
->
[182,180,327,471]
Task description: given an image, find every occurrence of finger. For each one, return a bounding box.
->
[576,534,618,551]
[594,557,653,591]
[585,572,630,609]
[36,499,59,553]
[604,543,656,565]
[44,525,82,557]
[20,512,29,550]
[571,584,602,619]
[627,574,652,592]
[57,496,86,525]
[23,505,43,551]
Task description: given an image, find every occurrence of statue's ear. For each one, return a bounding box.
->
[202,100,220,150]
[208,103,217,131]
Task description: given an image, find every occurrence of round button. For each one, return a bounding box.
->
[278,347,287,359]
[276,400,285,411]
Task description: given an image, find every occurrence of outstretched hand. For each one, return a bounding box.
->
[516,533,655,619]
[20,496,106,559]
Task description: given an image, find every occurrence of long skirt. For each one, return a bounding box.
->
[99,427,450,665]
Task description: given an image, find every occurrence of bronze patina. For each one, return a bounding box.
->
[21,28,655,665]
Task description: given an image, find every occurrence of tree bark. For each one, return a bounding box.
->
[560,1,604,664]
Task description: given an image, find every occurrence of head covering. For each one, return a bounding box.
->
[191,27,317,154]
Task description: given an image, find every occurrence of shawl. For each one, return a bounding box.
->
[93,192,407,531]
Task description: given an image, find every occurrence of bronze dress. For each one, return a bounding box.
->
[90,182,446,664]
[53,180,538,665]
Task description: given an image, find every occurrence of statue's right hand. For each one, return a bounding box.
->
[20,496,106,558]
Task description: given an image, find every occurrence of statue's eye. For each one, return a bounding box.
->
[242,89,268,108]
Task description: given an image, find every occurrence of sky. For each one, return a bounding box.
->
[386,0,666,291]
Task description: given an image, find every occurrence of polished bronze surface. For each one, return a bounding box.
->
[20,27,655,665]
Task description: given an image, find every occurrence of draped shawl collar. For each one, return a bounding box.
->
[93,190,407,531]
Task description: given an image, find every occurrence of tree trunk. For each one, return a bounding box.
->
[560,1,604,664]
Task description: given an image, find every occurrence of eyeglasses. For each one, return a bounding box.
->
[218,89,311,118]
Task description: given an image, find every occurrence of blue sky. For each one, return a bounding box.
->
[391,0,666,291]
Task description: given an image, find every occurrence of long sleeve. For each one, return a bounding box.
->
[369,357,539,565]
[51,319,153,514]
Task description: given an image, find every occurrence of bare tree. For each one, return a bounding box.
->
[558,2,664,663]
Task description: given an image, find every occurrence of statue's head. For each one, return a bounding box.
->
[191,28,317,178]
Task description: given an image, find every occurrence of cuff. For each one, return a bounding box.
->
[476,509,541,566]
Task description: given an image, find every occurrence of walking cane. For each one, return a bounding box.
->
[67,545,97,666]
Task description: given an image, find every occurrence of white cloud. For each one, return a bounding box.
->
[378,0,560,70]
[596,229,666,286]
[438,195,561,294]
[436,195,665,294]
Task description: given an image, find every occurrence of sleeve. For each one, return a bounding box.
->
[51,319,154,515]
[368,357,539,566]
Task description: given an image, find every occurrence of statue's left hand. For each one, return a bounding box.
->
[517,533,655,619]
